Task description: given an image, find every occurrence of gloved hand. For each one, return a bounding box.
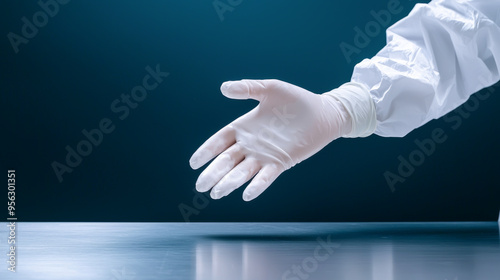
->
[189,79,377,201]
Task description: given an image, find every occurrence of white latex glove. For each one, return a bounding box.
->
[189,79,376,201]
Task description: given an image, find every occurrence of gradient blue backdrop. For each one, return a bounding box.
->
[1,0,499,222]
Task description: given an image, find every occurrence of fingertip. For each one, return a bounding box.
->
[189,154,201,170]
[190,148,213,170]
[220,80,249,100]
[243,191,254,202]
[220,81,232,95]
[195,177,205,192]
[242,164,283,201]
[243,185,263,202]
[210,188,222,200]
[243,184,260,201]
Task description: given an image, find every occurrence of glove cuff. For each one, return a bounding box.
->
[324,82,377,138]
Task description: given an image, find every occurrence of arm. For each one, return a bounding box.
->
[352,0,500,137]
[189,0,500,201]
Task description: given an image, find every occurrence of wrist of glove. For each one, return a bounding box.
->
[189,79,377,201]
[323,82,377,138]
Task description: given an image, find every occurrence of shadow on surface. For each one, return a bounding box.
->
[202,223,500,241]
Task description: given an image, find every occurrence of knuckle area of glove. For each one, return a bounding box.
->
[238,140,291,171]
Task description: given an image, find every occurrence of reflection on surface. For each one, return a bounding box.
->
[194,223,500,280]
[195,240,395,280]
[0,223,498,280]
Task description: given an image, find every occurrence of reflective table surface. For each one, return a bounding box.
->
[1,222,499,280]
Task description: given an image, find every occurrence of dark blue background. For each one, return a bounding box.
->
[1,0,498,222]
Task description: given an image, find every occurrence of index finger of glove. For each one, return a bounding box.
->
[189,125,236,170]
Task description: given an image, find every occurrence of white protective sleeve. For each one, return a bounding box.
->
[352,0,500,137]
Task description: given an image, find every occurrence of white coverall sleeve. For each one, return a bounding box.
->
[352,0,500,137]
